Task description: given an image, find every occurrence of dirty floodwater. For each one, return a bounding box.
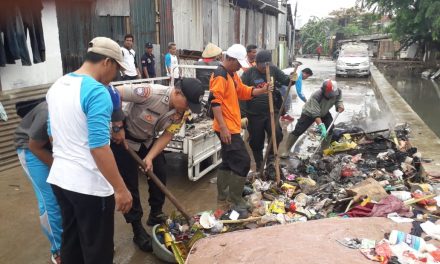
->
[1,58,391,264]
[381,69,440,138]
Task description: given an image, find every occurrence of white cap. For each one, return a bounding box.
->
[226,44,248,67]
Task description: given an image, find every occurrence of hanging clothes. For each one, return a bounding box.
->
[19,0,45,63]
[0,0,45,67]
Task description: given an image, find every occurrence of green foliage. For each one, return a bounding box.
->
[299,7,381,54]
[299,17,337,54]
[365,0,440,47]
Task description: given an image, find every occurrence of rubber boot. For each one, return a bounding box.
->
[217,169,231,210]
[131,220,153,252]
[228,173,250,211]
[252,150,263,172]
[280,134,299,158]
[217,169,230,201]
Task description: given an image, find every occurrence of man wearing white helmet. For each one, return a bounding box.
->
[282,79,344,157]
[209,44,271,211]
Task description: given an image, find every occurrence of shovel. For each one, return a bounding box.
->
[311,112,341,156]
[126,147,193,224]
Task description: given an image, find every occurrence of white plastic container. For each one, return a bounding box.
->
[388,230,426,252]
[390,191,412,201]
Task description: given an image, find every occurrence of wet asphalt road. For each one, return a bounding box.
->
[0,58,379,264]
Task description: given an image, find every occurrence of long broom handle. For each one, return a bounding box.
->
[265,63,281,184]
[126,147,192,223]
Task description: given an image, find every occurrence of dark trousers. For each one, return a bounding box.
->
[217,133,250,177]
[247,114,283,152]
[111,142,167,223]
[51,185,115,264]
[317,53,321,61]
[247,113,283,169]
[292,112,333,137]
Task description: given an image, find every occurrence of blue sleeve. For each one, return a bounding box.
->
[165,53,171,68]
[107,85,125,122]
[80,77,113,149]
[47,115,51,137]
[107,85,121,111]
[296,74,307,102]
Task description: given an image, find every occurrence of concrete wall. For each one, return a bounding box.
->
[370,65,440,178]
[0,1,62,91]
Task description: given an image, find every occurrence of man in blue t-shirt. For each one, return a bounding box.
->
[280,67,313,122]
[46,37,132,264]
[164,42,180,80]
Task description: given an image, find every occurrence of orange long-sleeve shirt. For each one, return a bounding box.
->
[209,65,253,134]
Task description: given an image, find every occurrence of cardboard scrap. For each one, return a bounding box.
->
[347,178,388,202]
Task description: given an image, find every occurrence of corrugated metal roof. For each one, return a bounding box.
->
[278,4,287,36]
[56,0,93,74]
[56,0,158,75]
[255,11,264,48]
[239,8,246,44]
[172,0,203,51]
[265,14,277,50]
[129,0,157,61]
[158,0,174,76]
[218,0,232,49]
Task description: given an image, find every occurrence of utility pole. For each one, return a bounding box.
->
[292,1,298,61]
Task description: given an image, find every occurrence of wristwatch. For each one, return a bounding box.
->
[112,125,124,133]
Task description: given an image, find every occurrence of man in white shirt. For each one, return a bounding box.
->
[121,34,141,80]
[46,37,132,264]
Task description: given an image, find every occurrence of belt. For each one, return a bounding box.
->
[125,130,149,143]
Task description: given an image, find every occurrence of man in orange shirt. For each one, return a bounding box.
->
[209,44,270,210]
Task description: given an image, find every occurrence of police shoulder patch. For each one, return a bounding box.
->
[134,86,151,98]
[162,95,170,104]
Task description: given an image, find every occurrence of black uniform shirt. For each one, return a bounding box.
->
[141,52,156,78]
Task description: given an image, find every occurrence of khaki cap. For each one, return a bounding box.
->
[88,37,128,70]
[202,43,222,58]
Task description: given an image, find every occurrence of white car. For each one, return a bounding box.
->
[336,43,370,77]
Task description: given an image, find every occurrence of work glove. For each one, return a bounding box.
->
[290,72,298,82]
[318,123,327,138]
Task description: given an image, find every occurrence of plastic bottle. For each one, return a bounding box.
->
[388,230,426,251]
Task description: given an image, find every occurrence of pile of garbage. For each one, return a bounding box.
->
[154,123,440,263]
[338,226,440,263]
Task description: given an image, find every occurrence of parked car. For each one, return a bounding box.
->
[335,43,370,77]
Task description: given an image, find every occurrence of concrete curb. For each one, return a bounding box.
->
[370,65,440,179]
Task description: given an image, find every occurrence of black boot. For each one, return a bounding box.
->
[131,220,153,252]
[252,150,263,172]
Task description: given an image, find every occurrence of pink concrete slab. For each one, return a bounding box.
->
[186,217,414,264]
